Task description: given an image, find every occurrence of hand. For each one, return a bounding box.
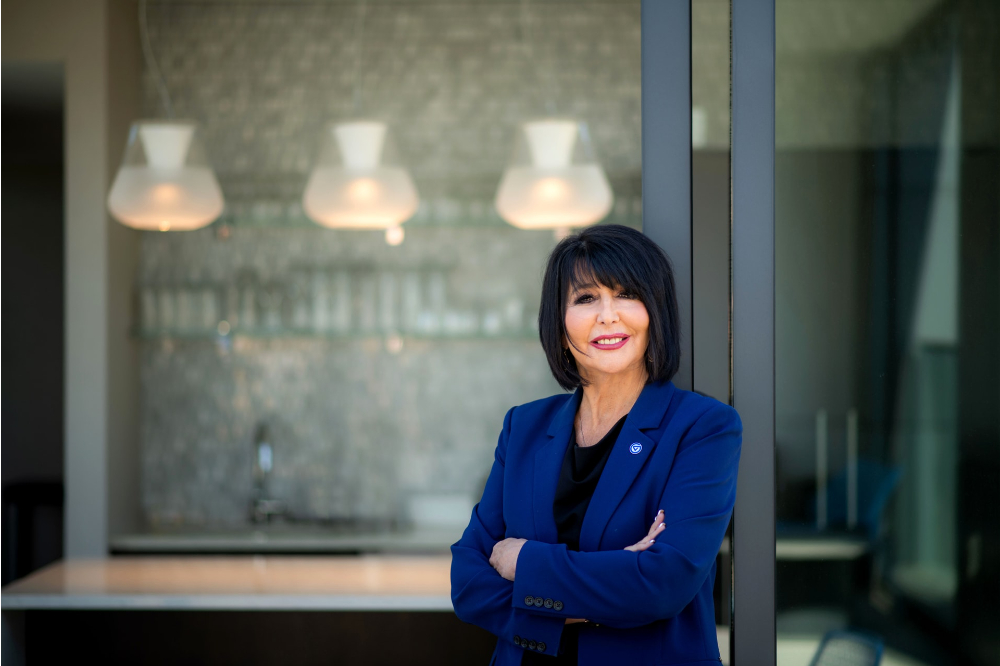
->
[490,537,526,581]
[624,510,665,552]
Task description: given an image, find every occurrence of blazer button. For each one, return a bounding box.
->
[524,595,534,606]
[553,600,564,611]
[533,596,544,607]
[537,642,547,653]
[544,598,553,609]
[520,639,529,649]
[513,635,520,645]
[528,640,537,650]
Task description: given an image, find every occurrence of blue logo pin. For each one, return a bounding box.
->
[630,442,642,454]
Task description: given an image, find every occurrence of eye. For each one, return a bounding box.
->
[618,290,638,299]
[573,293,594,304]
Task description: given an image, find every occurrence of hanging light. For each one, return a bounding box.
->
[495,119,613,237]
[107,120,224,231]
[108,0,224,231]
[302,120,419,243]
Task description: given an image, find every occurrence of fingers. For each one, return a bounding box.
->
[647,509,665,536]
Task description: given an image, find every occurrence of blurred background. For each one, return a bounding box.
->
[2,1,997,665]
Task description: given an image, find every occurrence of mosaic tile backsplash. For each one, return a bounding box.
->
[137,1,647,529]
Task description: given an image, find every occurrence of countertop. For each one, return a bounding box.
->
[0,555,453,611]
[109,526,463,554]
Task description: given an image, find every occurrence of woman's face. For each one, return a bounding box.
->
[564,280,650,381]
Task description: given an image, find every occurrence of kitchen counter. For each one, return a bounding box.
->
[0,555,453,611]
[109,526,463,555]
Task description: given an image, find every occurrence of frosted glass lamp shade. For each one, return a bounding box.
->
[495,119,613,230]
[107,121,224,231]
[303,121,419,229]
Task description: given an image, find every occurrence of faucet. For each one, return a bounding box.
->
[250,422,285,523]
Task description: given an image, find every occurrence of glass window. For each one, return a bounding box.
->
[775,1,999,664]
[132,1,642,542]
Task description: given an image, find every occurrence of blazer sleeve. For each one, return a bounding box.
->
[510,402,742,629]
[450,406,567,657]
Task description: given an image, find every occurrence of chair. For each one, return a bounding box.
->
[825,460,902,543]
[808,629,884,666]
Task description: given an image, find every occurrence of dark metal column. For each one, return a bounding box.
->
[731,0,776,664]
[641,0,692,391]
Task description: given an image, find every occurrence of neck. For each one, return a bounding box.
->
[576,365,647,430]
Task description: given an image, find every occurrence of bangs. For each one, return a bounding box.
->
[563,246,646,300]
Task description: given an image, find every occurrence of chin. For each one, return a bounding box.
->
[589,360,642,377]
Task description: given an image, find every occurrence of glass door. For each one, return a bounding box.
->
[771,1,999,663]
[731,0,999,664]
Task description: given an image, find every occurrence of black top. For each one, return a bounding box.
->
[553,413,629,552]
[523,413,629,665]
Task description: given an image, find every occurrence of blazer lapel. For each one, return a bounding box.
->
[532,387,582,543]
[578,380,677,552]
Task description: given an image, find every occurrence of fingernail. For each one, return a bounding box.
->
[658,509,664,515]
[649,540,655,544]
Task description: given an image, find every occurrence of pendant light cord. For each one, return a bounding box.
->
[140,0,175,118]
[520,0,557,115]
[351,0,370,115]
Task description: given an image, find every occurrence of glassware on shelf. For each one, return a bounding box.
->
[427,269,447,317]
[200,287,219,331]
[257,282,284,331]
[236,271,258,332]
[442,310,479,336]
[481,309,503,336]
[141,287,158,331]
[311,268,330,332]
[401,271,421,333]
[331,270,351,333]
[224,282,240,329]
[357,272,378,333]
[131,261,546,341]
[158,285,176,330]
[504,297,525,332]
[175,285,196,331]
[289,270,311,330]
[378,271,398,332]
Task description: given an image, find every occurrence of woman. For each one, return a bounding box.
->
[451,224,742,665]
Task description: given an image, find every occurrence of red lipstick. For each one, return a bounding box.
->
[590,334,630,350]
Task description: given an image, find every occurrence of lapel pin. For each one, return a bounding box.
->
[629,442,642,454]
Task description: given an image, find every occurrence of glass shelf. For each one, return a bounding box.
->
[132,327,540,342]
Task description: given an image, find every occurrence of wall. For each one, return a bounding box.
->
[3,0,143,555]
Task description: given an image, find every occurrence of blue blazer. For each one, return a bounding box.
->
[451,379,742,665]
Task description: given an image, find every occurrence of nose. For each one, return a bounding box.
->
[597,294,620,324]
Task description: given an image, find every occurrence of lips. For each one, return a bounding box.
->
[590,334,630,350]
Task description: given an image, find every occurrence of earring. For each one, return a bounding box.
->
[563,348,572,364]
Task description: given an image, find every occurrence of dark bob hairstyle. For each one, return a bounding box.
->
[538,224,681,391]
